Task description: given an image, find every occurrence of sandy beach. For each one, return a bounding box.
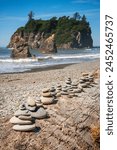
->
[0,59,100,150]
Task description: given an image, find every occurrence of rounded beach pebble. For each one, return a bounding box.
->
[13,124,35,131]
[27,97,36,106]
[29,107,47,119]
[40,96,54,105]
[10,116,32,125]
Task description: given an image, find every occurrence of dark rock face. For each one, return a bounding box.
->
[8,32,57,58]
[9,33,32,58]
[39,34,57,53]
[58,32,93,49]
[8,29,93,58]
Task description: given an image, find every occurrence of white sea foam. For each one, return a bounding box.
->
[0,47,100,73]
[0,58,38,63]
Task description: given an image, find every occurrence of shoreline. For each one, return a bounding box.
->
[0,58,99,75]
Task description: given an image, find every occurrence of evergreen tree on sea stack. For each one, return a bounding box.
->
[28,11,34,21]
[73,12,81,20]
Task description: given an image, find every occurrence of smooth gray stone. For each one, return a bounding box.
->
[56,92,61,97]
[69,89,73,91]
[69,93,75,97]
[35,100,43,107]
[73,89,79,93]
[42,92,52,97]
[72,82,78,86]
[67,78,71,81]
[40,96,54,105]
[80,83,88,88]
[35,99,41,103]
[10,116,32,125]
[50,87,56,92]
[51,92,56,96]
[86,81,91,85]
[27,98,36,106]
[66,81,71,84]
[18,115,33,121]
[25,103,36,112]
[66,85,71,88]
[42,88,50,93]
[62,85,67,88]
[13,124,35,131]
[79,79,85,83]
[57,85,62,88]
[80,77,86,80]
[72,86,77,89]
[29,107,47,119]
[62,88,67,92]
[14,110,30,117]
[61,92,68,95]
[56,89,61,92]
[82,73,89,76]
[19,104,26,110]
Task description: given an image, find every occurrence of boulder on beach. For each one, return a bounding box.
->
[10,35,32,58]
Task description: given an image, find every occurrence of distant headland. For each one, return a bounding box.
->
[7,11,93,58]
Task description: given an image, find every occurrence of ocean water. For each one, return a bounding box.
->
[0,47,100,74]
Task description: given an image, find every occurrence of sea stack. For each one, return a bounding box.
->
[10,35,32,58]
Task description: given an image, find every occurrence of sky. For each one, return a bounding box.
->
[0,0,100,47]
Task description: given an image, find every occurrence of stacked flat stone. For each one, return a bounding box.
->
[56,84,62,97]
[65,78,72,89]
[79,73,94,88]
[26,97,47,119]
[61,78,72,98]
[61,85,69,97]
[71,81,82,97]
[50,86,56,98]
[35,97,43,107]
[10,97,47,131]
[40,88,55,105]
[10,104,36,131]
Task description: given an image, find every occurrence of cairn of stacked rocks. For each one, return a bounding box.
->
[10,103,36,131]
[79,72,95,88]
[50,86,56,98]
[10,97,47,131]
[71,80,82,97]
[26,97,47,119]
[35,97,43,107]
[56,84,62,97]
[40,88,55,105]
[61,85,69,97]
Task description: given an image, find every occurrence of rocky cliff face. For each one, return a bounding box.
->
[58,32,93,49]
[9,33,32,58]
[8,30,92,58]
[8,31,57,58]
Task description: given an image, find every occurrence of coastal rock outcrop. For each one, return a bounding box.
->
[8,31,57,58]
[58,31,93,49]
[8,15,93,57]
[10,33,32,58]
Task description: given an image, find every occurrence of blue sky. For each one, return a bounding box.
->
[0,0,100,47]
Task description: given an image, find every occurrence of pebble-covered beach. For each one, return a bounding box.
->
[0,59,100,150]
